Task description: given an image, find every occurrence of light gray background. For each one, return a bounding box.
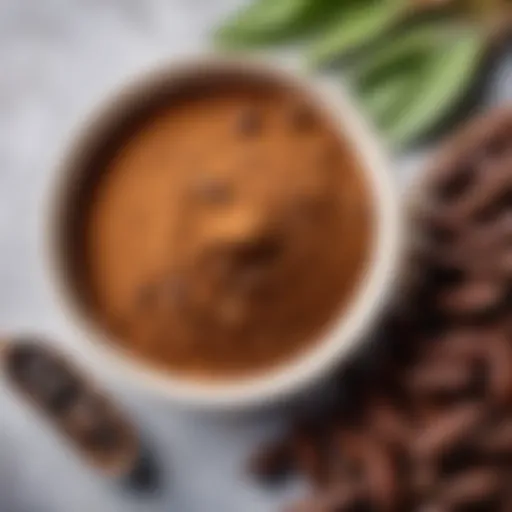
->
[0,1,510,511]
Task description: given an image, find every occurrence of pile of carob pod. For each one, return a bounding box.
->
[250,108,512,512]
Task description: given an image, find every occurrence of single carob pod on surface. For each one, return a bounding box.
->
[0,337,141,479]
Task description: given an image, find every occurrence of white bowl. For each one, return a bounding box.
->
[47,56,403,411]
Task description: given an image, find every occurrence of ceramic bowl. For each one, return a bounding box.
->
[47,56,402,410]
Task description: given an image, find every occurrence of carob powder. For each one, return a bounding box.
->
[75,79,375,380]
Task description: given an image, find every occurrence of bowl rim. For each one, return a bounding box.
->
[46,55,403,410]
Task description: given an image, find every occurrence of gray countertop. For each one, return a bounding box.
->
[0,1,510,511]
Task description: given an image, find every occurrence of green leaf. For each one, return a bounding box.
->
[358,74,412,123]
[308,0,407,66]
[348,23,488,146]
[351,24,447,88]
[215,0,322,46]
[384,29,487,147]
[349,24,444,128]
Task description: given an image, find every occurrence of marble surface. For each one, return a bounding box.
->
[0,2,296,511]
[0,1,510,511]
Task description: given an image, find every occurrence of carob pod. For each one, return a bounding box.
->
[476,419,512,464]
[249,420,329,486]
[0,338,140,479]
[435,469,503,510]
[424,108,512,204]
[422,213,512,280]
[332,430,402,512]
[482,331,512,406]
[364,396,412,449]
[291,422,329,486]
[286,485,366,512]
[411,404,484,470]
[434,156,512,227]
[419,330,488,366]
[249,439,296,485]
[437,277,507,317]
[405,357,478,404]
[420,110,512,238]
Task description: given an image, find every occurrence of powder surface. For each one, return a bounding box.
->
[82,83,375,380]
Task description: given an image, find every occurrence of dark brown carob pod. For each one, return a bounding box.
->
[483,331,512,406]
[411,404,484,460]
[405,357,476,403]
[436,469,503,510]
[248,439,295,485]
[291,422,329,486]
[476,420,512,464]
[364,395,412,449]
[1,338,141,479]
[286,485,366,512]
[333,431,402,512]
[437,278,507,317]
[435,156,512,226]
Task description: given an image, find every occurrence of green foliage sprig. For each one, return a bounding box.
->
[215,0,512,148]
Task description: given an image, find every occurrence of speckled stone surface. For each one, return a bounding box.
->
[0,1,510,511]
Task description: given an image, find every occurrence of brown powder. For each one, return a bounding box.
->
[78,82,375,380]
